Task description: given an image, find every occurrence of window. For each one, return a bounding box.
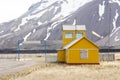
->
[65,33,73,38]
[76,32,83,38]
[80,50,88,59]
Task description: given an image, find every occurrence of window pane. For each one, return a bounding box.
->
[76,33,83,38]
[80,50,88,59]
[65,33,73,38]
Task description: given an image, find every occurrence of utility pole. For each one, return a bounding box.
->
[18,40,21,61]
[43,40,47,62]
[108,1,111,53]
[108,0,111,61]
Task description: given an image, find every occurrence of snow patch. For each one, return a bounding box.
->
[61,0,93,17]
[44,25,52,40]
[44,32,51,40]
[20,17,28,26]
[73,19,76,25]
[44,21,59,40]
[112,9,119,32]
[51,13,61,20]
[38,21,42,25]
[32,0,58,14]
[110,27,120,37]
[114,36,120,41]
[11,27,17,31]
[14,17,28,32]
[44,15,69,40]
[14,25,21,32]
[0,33,11,39]
[24,32,32,41]
[14,10,46,32]
[52,15,69,29]
[53,6,59,14]
[110,0,120,6]
[0,30,4,34]
[51,21,59,29]
[99,1,105,21]
[51,12,70,22]
[33,29,36,33]
[26,10,46,20]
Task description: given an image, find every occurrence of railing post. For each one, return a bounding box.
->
[18,40,21,60]
[43,40,47,62]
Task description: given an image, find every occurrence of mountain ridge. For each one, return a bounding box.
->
[0,0,120,49]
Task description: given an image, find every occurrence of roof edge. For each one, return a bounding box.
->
[63,37,99,49]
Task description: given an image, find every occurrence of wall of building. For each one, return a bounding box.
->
[66,38,99,64]
[58,50,66,62]
[62,30,86,47]
[66,49,99,64]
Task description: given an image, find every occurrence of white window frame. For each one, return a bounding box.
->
[80,49,88,59]
[76,32,83,39]
[65,32,73,38]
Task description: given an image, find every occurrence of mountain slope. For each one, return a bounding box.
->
[0,0,120,49]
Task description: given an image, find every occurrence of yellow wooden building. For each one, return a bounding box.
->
[58,25,99,64]
[62,25,87,47]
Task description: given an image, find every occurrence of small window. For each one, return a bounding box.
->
[80,50,88,59]
[65,33,73,38]
[76,32,83,38]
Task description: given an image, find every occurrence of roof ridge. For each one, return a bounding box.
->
[63,37,99,49]
[63,37,84,49]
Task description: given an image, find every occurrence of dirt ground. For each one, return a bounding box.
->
[0,59,43,77]
[0,53,45,77]
[0,53,120,80]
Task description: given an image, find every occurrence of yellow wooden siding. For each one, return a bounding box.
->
[62,38,75,47]
[88,50,99,63]
[69,38,98,49]
[66,49,99,64]
[57,50,65,62]
[62,30,86,47]
[62,30,75,47]
[76,30,86,37]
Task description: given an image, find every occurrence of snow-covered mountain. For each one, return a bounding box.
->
[0,0,120,49]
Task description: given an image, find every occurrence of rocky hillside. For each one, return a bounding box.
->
[0,0,120,49]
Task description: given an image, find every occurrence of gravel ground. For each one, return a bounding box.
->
[0,59,43,77]
[0,53,45,77]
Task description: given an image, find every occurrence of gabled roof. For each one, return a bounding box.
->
[63,37,82,49]
[63,37,99,49]
[63,25,86,30]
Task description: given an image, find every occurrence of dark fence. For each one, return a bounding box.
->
[0,49,57,54]
[100,53,115,61]
[99,49,120,52]
[0,49,120,54]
